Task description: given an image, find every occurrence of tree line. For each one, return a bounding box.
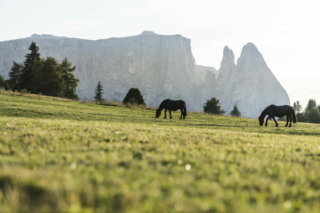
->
[292,99,320,123]
[0,42,79,99]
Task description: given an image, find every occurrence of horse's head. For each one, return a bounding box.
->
[156,109,161,118]
[258,116,264,126]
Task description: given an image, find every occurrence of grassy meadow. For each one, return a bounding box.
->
[0,92,320,213]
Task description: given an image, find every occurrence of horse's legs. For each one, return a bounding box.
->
[265,116,270,126]
[272,117,278,127]
[285,115,289,127]
[180,109,183,119]
[289,114,292,127]
[164,109,167,119]
[169,110,172,119]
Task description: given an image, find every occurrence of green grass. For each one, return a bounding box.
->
[0,93,320,213]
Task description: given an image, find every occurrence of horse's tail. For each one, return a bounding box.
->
[293,110,298,123]
[184,104,187,116]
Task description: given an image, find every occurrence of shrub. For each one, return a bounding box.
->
[123,88,145,105]
[230,104,241,117]
[203,97,225,115]
[20,89,28,95]
[0,74,10,91]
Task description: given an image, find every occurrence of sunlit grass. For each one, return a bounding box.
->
[0,93,320,213]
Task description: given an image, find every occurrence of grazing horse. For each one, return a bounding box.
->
[258,105,297,127]
[156,99,187,119]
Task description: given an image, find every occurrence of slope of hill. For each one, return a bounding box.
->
[0,93,319,212]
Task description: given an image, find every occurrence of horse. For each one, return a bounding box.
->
[156,99,187,119]
[258,105,297,127]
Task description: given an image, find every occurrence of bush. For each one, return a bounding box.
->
[123,88,145,105]
[203,97,226,115]
[0,75,10,91]
[230,104,241,117]
[20,89,28,95]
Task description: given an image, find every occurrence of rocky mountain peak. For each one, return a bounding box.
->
[219,46,236,75]
[237,42,267,70]
[239,42,263,59]
[139,31,157,36]
[221,46,235,67]
[29,34,60,39]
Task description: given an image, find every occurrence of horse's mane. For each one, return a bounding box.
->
[259,106,269,119]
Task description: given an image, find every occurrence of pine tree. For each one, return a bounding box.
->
[122,88,145,105]
[33,57,64,97]
[94,81,103,102]
[293,101,302,113]
[203,97,226,115]
[61,58,79,100]
[306,99,317,111]
[0,75,10,90]
[19,42,41,92]
[308,108,320,124]
[7,61,23,91]
[230,104,241,117]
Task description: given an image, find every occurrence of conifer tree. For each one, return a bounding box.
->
[308,108,320,124]
[33,57,64,97]
[203,97,226,115]
[94,81,103,102]
[306,99,317,111]
[7,61,23,91]
[293,101,302,113]
[61,58,79,100]
[230,104,241,117]
[0,75,10,90]
[122,88,145,105]
[19,42,40,92]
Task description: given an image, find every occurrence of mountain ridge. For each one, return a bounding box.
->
[0,32,290,117]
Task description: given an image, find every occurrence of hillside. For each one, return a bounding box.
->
[0,93,320,213]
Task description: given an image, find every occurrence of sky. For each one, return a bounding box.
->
[0,0,319,109]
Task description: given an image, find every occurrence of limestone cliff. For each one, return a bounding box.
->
[196,65,218,82]
[0,31,202,110]
[0,32,290,117]
[215,43,290,117]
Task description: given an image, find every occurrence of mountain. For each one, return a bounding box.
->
[196,65,218,82]
[214,43,290,117]
[0,32,290,117]
[0,31,203,110]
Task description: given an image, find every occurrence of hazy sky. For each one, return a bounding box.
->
[1,0,319,109]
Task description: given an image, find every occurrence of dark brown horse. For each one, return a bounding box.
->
[156,99,187,119]
[258,105,297,127]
